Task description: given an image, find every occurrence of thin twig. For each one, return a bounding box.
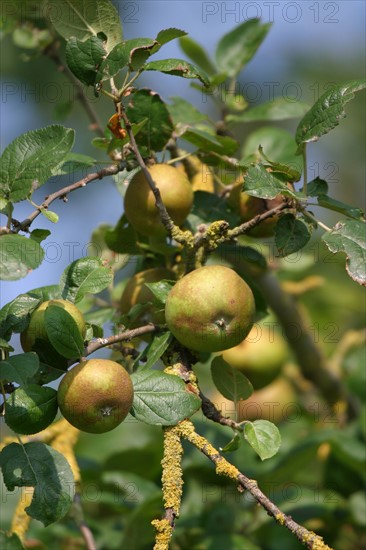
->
[302,210,332,232]
[119,109,184,241]
[178,419,333,550]
[79,523,97,550]
[228,199,291,239]
[83,324,158,356]
[72,494,97,550]
[199,391,243,431]
[15,163,124,233]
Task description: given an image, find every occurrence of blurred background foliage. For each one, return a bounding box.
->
[0,1,365,549]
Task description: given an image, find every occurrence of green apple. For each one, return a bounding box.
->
[20,299,86,353]
[57,359,134,434]
[120,267,176,326]
[165,265,255,352]
[124,163,194,237]
[223,325,289,389]
[237,377,297,423]
[177,155,215,193]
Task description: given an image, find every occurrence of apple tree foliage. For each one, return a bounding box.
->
[0,2,365,549]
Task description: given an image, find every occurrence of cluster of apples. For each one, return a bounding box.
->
[8,162,290,436]
[124,160,284,239]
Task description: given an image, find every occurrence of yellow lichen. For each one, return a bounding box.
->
[206,220,230,249]
[152,518,173,550]
[215,458,240,480]
[301,530,334,550]
[275,512,286,525]
[178,420,239,481]
[164,364,181,377]
[161,425,183,515]
[170,226,194,247]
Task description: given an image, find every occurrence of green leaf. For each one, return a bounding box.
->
[156,27,187,45]
[0,125,75,202]
[244,419,281,460]
[215,19,271,77]
[307,177,329,196]
[0,196,10,213]
[46,0,122,52]
[60,257,113,304]
[220,433,242,453]
[139,332,173,371]
[66,35,106,85]
[211,356,253,402]
[182,127,238,156]
[242,127,302,172]
[0,294,40,340]
[104,214,141,254]
[61,152,97,171]
[227,98,310,123]
[179,35,216,75]
[130,370,201,425]
[29,229,51,244]
[145,280,175,305]
[322,220,366,286]
[40,209,59,223]
[44,305,85,359]
[0,442,74,526]
[317,195,364,221]
[186,191,240,232]
[296,79,366,150]
[0,234,44,280]
[35,363,67,386]
[145,58,209,86]
[97,38,157,80]
[5,385,58,435]
[0,532,24,550]
[275,214,312,256]
[26,285,61,302]
[126,89,174,152]
[258,146,301,183]
[244,163,297,199]
[0,353,39,385]
[168,96,209,126]
[98,29,187,81]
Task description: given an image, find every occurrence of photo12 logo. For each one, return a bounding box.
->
[201,2,340,24]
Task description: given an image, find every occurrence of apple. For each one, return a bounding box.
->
[124,163,194,237]
[237,377,298,423]
[177,155,215,193]
[222,325,289,389]
[227,180,285,238]
[21,299,86,353]
[165,265,255,352]
[57,359,134,434]
[120,267,176,326]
